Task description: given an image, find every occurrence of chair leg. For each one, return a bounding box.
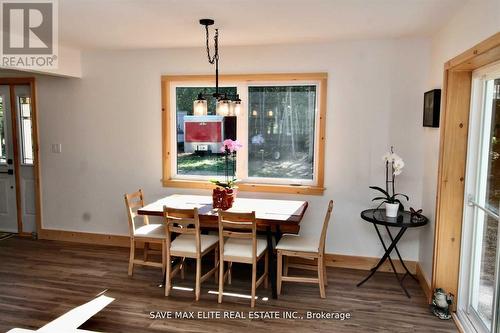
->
[180,257,185,280]
[143,242,149,261]
[218,260,224,304]
[277,251,282,295]
[214,246,219,284]
[251,261,257,308]
[165,251,172,296]
[195,257,202,301]
[161,241,166,276]
[264,250,269,289]
[128,239,135,276]
[228,262,232,285]
[284,256,289,276]
[318,256,326,298]
[323,257,328,287]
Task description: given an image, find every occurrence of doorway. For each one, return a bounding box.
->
[0,79,38,236]
[459,62,500,333]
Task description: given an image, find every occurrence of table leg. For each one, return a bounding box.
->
[373,224,400,277]
[357,227,410,297]
[384,226,419,282]
[266,226,278,299]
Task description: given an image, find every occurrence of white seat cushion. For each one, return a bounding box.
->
[276,234,319,253]
[170,234,219,254]
[223,237,267,259]
[134,224,165,239]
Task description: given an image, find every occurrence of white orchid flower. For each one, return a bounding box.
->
[393,158,405,169]
[393,158,405,176]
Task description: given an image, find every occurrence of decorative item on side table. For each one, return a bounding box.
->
[410,207,425,223]
[370,146,409,218]
[211,139,242,210]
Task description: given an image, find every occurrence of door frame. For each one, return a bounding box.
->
[0,77,41,236]
[457,63,500,333]
[433,32,500,306]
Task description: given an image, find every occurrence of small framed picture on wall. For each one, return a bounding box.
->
[423,89,441,128]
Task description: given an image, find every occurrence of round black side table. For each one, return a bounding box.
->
[357,209,428,298]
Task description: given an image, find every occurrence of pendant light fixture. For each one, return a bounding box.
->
[193,19,241,116]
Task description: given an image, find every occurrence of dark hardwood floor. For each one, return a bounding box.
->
[0,237,457,332]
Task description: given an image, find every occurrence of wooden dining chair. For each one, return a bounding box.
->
[276,200,334,298]
[163,206,219,301]
[124,189,166,276]
[217,211,268,308]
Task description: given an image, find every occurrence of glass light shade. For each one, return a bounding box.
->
[268,110,274,117]
[193,99,207,116]
[252,110,258,117]
[229,100,241,116]
[232,101,242,116]
[216,99,230,116]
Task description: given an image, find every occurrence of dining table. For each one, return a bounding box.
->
[137,194,309,299]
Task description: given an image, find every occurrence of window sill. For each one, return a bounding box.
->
[162,178,325,196]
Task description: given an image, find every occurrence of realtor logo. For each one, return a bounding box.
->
[0,0,58,68]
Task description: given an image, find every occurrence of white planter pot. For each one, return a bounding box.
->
[385,203,399,217]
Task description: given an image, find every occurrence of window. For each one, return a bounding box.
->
[248,85,316,182]
[162,74,327,195]
[18,97,34,165]
[175,86,237,177]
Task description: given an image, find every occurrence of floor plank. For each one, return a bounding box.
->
[0,237,457,332]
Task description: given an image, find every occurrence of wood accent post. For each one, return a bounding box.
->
[433,70,471,298]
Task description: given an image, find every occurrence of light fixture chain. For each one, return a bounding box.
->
[205,25,218,65]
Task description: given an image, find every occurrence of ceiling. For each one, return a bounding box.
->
[59,0,467,50]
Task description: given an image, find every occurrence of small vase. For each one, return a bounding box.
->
[385,202,399,217]
[212,187,236,210]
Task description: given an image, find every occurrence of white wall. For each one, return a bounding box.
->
[33,38,430,261]
[419,0,500,283]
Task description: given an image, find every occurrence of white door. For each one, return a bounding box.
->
[15,85,36,234]
[459,63,500,333]
[0,85,18,232]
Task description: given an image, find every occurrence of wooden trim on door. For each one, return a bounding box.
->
[0,77,41,235]
[433,32,500,305]
[8,85,23,234]
[29,80,42,235]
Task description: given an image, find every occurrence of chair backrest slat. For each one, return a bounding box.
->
[163,206,201,254]
[222,230,253,239]
[218,211,257,259]
[319,200,334,254]
[124,189,149,235]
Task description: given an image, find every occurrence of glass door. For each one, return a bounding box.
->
[459,63,500,333]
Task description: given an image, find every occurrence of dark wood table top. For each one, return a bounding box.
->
[138,194,309,233]
[360,209,428,228]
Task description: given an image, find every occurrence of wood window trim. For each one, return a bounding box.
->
[161,73,327,195]
[432,32,500,305]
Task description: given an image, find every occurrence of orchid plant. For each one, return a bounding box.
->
[370,146,409,208]
[210,139,242,189]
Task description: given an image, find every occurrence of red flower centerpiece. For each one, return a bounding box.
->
[211,139,242,210]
